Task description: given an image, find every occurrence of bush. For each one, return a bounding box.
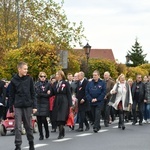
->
[88,59,118,79]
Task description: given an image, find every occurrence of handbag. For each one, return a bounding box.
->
[66,108,74,126]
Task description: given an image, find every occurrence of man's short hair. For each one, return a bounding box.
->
[17,62,28,69]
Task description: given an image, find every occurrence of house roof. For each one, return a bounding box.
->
[73,49,115,61]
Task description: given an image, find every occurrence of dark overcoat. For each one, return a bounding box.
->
[52,80,72,122]
[76,78,90,111]
[35,80,51,117]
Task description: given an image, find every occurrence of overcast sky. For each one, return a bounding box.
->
[55,0,150,63]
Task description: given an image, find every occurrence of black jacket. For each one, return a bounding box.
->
[9,74,37,112]
[35,80,51,116]
[131,81,147,102]
[0,80,6,105]
[52,80,72,122]
[76,78,90,111]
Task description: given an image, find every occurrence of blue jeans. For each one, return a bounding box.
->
[144,103,150,120]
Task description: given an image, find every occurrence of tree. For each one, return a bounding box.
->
[2,41,61,80]
[0,0,86,50]
[87,59,118,79]
[126,38,148,67]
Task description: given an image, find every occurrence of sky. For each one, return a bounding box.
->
[55,0,150,63]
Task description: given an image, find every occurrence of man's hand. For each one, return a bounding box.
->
[33,109,37,114]
[92,98,97,103]
[80,99,85,104]
[144,99,147,103]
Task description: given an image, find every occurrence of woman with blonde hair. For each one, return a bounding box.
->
[35,72,51,140]
[52,70,72,139]
[109,74,133,130]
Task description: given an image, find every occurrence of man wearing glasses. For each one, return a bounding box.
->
[132,74,147,125]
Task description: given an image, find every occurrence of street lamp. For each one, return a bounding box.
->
[83,43,91,77]
[125,53,130,64]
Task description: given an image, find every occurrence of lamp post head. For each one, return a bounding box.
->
[83,43,91,55]
[125,53,130,63]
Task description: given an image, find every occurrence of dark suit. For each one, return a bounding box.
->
[76,78,89,129]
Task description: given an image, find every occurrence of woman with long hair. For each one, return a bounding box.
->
[52,70,72,139]
[109,74,133,130]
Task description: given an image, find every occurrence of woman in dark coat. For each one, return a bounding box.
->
[35,72,51,140]
[52,70,72,139]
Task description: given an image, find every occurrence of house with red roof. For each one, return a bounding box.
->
[73,49,115,61]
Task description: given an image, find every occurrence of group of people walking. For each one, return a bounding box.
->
[0,61,150,150]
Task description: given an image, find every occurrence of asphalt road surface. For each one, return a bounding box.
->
[0,120,150,150]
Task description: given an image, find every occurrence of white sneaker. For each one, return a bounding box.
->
[147,119,150,123]
[143,120,147,124]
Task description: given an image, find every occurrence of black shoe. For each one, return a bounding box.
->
[85,126,90,131]
[139,122,143,126]
[57,135,64,139]
[51,129,56,132]
[39,136,44,140]
[29,141,35,150]
[45,131,49,139]
[132,121,137,125]
[93,128,98,133]
[104,122,109,127]
[14,145,21,150]
[118,123,121,128]
[122,125,125,130]
[76,128,83,132]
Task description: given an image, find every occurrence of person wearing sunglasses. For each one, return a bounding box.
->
[132,74,147,125]
[35,72,51,140]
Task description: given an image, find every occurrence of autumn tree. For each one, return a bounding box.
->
[126,38,148,67]
[0,0,85,51]
[2,41,61,80]
[87,59,118,79]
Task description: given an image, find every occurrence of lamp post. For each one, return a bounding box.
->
[83,43,91,77]
[125,53,130,66]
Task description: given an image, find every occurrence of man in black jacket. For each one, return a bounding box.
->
[75,71,90,131]
[9,62,37,150]
[132,74,147,125]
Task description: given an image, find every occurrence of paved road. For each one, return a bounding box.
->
[0,120,150,150]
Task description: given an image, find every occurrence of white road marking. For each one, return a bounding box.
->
[98,129,108,133]
[112,126,118,129]
[52,138,72,142]
[23,144,48,149]
[76,133,93,137]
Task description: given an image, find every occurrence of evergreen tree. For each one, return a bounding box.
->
[126,38,147,67]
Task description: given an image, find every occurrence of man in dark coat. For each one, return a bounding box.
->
[86,70,106,133]
[75,71,90,132]
[132,74,147,125]
[9,62,37,150]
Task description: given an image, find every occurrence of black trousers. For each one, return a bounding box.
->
[91,105,102,130]
[103,101,110,123]
[14,107,34,146]
[78,111,89,129]
[49,111,57,130]
[37,116,49,137]
[132,101,144,123]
